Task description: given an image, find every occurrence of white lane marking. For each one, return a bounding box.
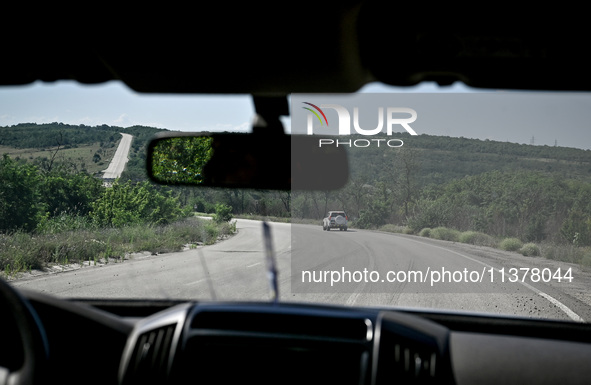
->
[396,236,585,322]
[346,292,360,306]
[521,281,585,322]
[247,262,261,268]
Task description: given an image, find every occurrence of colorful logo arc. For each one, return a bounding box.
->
[302,102,328,126]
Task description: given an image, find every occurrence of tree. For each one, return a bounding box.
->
[394,147,421,219]
[355,199,389,229]
[277,191,291,215]
[41,171,104,217]
[0,155,45,232]
[342,175,370,219]
[90,180,188,227]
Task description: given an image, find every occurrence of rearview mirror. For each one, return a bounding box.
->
[146,132,349,190]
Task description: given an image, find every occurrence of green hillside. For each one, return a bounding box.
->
[2,124,590,247]
[0,123,167,177]
[347,133,591,186]
[293,133,591,246]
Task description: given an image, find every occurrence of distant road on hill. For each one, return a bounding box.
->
[102,133,133,181]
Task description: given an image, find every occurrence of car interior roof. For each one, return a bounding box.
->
[2,2,590,94]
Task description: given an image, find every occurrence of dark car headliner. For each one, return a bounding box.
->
[2,2,590,94]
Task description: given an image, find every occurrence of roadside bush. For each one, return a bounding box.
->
[499,237,523,252]
[218,220,237,238]
[91,180,188,227]
[192,197,216,214]
[36,212,95,234]
[581,250,591,269]
[419,228,432,237]
[459,231,496,247]
[202,221,219,244]
[0,231,43,272]
[213,203,233,223]
[0,217,238,275]
[541,243,576,263]
[355,200,389,229]
[519,242,541,256]
[406,199,453,233]
[430,227,460,242]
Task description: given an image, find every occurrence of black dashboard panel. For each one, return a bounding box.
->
[177,304,375,385]
[119,302,454,385]
[17,292,591,385]
[451,332,591,385]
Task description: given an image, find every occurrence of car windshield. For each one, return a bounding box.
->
[1,80,591,323]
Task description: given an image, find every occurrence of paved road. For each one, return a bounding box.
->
[13,219,290,301]
[102,133,133,180]
[290,225,591,322]
[12,219,591,322]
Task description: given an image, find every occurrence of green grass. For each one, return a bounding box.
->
[0,216,236,277]
[0,141,119,174]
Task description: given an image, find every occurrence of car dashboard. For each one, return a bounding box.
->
[16,289,591,385]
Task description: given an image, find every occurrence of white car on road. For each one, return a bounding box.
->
[323,211,348,231]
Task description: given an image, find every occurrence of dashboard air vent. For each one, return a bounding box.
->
[373,311,453,385]
[126,323,177,384]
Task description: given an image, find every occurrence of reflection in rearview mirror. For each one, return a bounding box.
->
[150,136,214,184]
[147,132,349,190]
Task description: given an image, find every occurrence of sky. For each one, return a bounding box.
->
[1,80,590,150]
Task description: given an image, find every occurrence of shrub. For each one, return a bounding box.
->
[519,242,541,256]
[419,228,432,237]
[430,227,460,242]
[202,221,220,244]
[581,250,591,269]
[499,237,523,252]
[213,203,233,223]
[36,212,95,234]
[0,217,238,274]
[355,201,389,229]
[406,198,453,233]
[540,243,578,263]
[402,227,415,235]
[218,220,237,238]
[459,231,496,247]
[91,180,187,227]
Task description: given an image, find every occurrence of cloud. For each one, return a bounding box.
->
[113,113,133,126]
[0,114,14,125]
[232,122,250,132]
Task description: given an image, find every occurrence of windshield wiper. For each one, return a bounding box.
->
[263,222,279,303]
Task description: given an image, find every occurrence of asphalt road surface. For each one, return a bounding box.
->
[102,133,133,180]
[12,219,591,322]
